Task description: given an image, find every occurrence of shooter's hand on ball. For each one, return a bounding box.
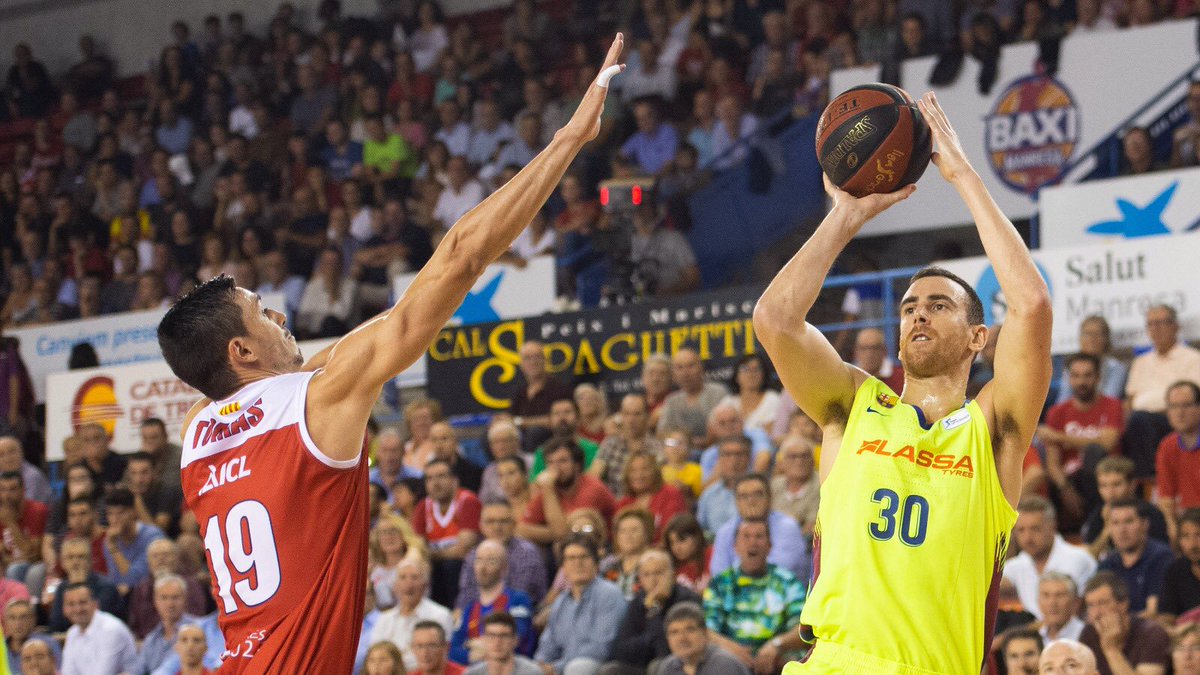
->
[918,92,978,185]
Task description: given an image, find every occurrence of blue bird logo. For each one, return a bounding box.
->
[1084,181,1177,238]
[453,270,504,325]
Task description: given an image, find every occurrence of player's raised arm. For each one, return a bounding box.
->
[753,176,914,428]
[306,36,626,459]
[917,92,1052,503]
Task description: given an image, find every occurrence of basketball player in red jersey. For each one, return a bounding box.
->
[155,36,625,674]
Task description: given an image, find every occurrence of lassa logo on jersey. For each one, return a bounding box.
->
[856,439,974,478]
[191,398,266,449]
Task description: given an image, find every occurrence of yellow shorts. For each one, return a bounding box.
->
[782,641,949,675]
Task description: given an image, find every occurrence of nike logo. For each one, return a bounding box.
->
[867,407,885,415]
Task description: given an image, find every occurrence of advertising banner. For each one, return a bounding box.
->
[425,286,763,416]
[939,231,1200,354]
[830,19,1198,235]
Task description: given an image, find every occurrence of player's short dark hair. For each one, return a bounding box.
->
[482,611,516,633]
[140,417,167,431]
[1065,353,1100,373]
[561,532,601,562]
[1179,508,1200,531]
[909,266,985,326]
[1107,497,1146,520]
[544,438,585,469]
[1168,380,1200,405]
[664,601,706,630]
[0,471,22,486]
[126,451,155,466]
[1084,571,1129,604]
[999,627,1043,655]
[105,487,135,509]
[412,620,446,643]
[157,275,248,400]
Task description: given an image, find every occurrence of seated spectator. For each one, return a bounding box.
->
[61,582,138,675]
[719,355,780,439]
[290,63,337,137]
[1158,381,1200,542]
[696,436,752,535]
[593,394,662,496]
[319,118,364,183]
[369,557,454,672]
[0,470,47,593]
[1096,497,1172,614]
[456,500,546,611]
[599,509,654,598]
[510,342,574,454]
[148,612,224,675]
[154,100,193,156]
[127,538,209,639]
[665,513,711,594]
[699,403,773,480]
[3,598,59,670]
[0,436,51,505]
[1038,571,1086,642]
[411,620,465,675]
[490,113,543,173]
[1038,353,1125,525]
[123,451,183,535]
[412,458,481,608]
[1160,508,1200,621]
[448,539,534,664]
[534,534,627,675]
[708,95,757,171]
[257,251,307,332]
[428,422,484,493]
[43,494,107,587]
[532,399,600,479]
[168,623,209,675]
[19,639,58,675]
[1175,624,1200,675]
[1053,317,1128,405]
[48,537,121,632]
[466,100,515,167]
[138,574,202,674]
[1121,126,1163,176]
[621,40,678,104]
[1000,627,1043,675]
[659,349,729,446]
[710,474,809,582]
[432,156,486,231]
[660,601,750,675]
[630,201,701,296]
[479,421,522,504]
[371,428,424,503]
[703,519,806,673]
[518,439,616,547]
[573,384,608,446]
[1080,572,1170,674]
[466,611,541,674]
[770,435,819,536]
[614,452,687,540]
[363,114,417,186]
[496,457,533,517]
[660,431,702,499]
[369,511,426,612]
[363,641,406,675]
[1125,305,1200,478]
[78,422,127,490]
[139,417,182,490]
[297,247,359,339]
[1004,496,1097,618]
[1082,456,1168,559]
[433,101,471,157]
[1039,639,1100,675]
[619,98,678,176]
[1172,80,1200,167]
[103,486,165,598]
[603,549,702,674]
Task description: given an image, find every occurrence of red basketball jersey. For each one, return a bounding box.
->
[181,371,368,673]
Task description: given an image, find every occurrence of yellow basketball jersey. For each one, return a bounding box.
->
[788,377,1016,674]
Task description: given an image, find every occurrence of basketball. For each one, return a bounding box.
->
[815,83,932,198]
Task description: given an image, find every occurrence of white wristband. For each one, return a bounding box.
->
[596,64,622,89]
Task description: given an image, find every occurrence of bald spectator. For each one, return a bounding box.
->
[170,624,209,675]
[659,349,729,445]
[1003,497,1097,619]
[48,538,121,632]
[770,435,819,535]
[429,422,484,493]
[619,98,678,176]
[479,421,522,504]
[602,549,701,674]
[456,501,546,611]
[127,538,209,639]
[369,557,454,672]
[19,639,56,675]
[139,574,201,674]
[448,539,534,664]
[1124,305,1200,478]
[698,403,773,480]
[591,394,662,496]
[1039,571,1086,642]
[1080,572,1169,675]
[1040,639,1100,675]
[1157,381,1200,542]
[61,582,138,675]
[0,436,51,505]
[852,329,904,392]
[1000,628,1042,675]
[510,341,574,453]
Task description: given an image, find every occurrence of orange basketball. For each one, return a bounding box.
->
[815,83,932,197]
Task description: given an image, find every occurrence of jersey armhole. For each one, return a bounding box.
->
[296,371,362,470]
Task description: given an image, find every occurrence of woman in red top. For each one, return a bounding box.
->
[664,513,711,594]
[615,452,688,542]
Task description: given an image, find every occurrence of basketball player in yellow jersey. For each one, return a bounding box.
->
[756,92,1053,675]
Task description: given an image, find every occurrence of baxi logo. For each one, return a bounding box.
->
[71,376,122,436]
[974,261,1054,327]
[985,75,1080,195]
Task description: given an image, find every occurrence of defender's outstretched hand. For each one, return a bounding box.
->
[560,34,625,145]
[917,92,977,185]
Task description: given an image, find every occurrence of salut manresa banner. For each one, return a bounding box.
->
[426,286,763,416]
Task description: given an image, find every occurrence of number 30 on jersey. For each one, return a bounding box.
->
[868,488,930,546]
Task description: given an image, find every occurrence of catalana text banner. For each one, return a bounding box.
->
[426,286,764,416]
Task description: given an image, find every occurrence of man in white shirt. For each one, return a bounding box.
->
[61,582,138,675]
[1123,304,1200,476]
[369,557,454,671]
[433,156,487,231]
[1003,496,1097,618]
[434,101,472,157]
[1038,571,1086,642]
[467,99,515,167]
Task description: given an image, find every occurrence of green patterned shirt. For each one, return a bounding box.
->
[703,563,806,648]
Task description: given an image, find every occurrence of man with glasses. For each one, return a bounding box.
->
[467,612,543,675]
[660,602,750,674]
[411,620,466,675]
[534,534,627,675]
[449,539,534,665]
[770,436,820,536]
[696,436,752,535]
[1124,305,1200,477]
[1079,571,1169,674]
[602,549,701,674]
[709,474,809,581]
[457,501,547,611]
[1157,381,1200,543]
